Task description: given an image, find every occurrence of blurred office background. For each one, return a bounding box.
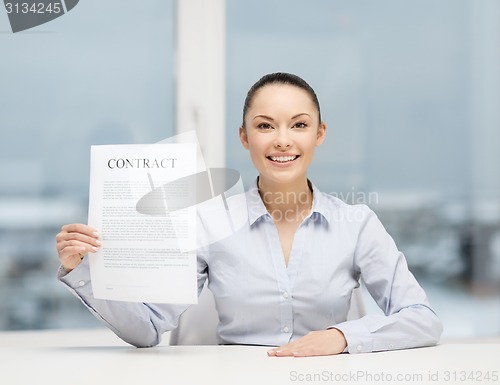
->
[0,0,498,339]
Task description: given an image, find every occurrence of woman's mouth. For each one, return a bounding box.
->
[266,155,300,164]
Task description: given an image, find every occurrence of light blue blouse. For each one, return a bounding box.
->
[58,179,442,353]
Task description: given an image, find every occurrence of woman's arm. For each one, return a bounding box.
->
[267,206,442,357]
[56,224,208,348]
[333,207,443,353]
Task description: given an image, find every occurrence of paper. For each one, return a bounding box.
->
[88,143,198,304]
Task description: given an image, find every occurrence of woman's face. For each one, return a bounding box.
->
[239,84,326,187]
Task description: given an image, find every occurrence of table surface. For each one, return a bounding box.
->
[1,328,499,385]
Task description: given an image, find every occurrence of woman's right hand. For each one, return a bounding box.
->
[56,224,101,272]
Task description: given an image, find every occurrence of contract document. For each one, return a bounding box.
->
[88,143,198,303]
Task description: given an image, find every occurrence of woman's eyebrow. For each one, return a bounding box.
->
[291,113,311,119]
[253,114,274,121]
[253,113,311,121]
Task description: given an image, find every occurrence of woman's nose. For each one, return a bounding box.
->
[274,128,292,148]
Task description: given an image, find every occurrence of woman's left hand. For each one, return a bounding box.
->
[267,328,347,357]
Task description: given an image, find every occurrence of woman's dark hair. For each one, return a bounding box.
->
[242,72,321,126]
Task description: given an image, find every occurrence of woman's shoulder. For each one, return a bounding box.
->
[315,189,375,218]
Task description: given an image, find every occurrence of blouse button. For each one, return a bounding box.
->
[283,292,289,299]
[283,326,290,333]
[78,280,85,287]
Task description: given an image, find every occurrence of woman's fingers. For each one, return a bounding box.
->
[56,232,101,252]
[59,240,99,257]
[56,224,100,247]
[267,329,347,357]
[56,223,101,271]
[267,341,303,357]
[61,223,100,238]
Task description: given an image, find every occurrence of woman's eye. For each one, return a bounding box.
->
[257,123,273,130]
[293,121,307,129]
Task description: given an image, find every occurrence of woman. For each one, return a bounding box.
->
[56,72,442,357]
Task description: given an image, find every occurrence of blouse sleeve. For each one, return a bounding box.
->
[332,205,443,354]
[57,254,208,348]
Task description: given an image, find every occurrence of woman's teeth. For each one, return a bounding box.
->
[268,155,298,163]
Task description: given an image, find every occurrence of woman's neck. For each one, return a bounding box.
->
[257,177,313,222]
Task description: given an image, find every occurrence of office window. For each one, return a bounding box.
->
[0,0,176,329]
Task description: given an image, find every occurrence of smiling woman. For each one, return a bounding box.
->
[239,73,326,197]
[238,74,327,269]
[55,72,443,357]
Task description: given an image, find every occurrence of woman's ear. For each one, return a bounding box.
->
[316,122,327,146]
[239,126,250,149]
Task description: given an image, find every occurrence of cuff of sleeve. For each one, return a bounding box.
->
[330,320,373,354]
[56,264,71,279]
[57,257,92,294]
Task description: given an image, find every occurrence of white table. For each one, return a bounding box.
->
[1,328,499,385]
